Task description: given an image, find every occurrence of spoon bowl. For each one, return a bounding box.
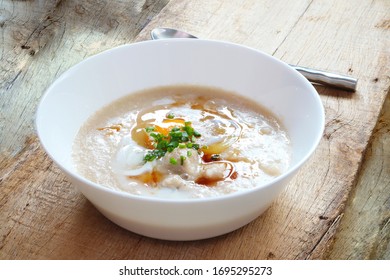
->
[151,27,197,40]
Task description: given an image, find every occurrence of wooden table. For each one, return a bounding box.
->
[1,0,389,260]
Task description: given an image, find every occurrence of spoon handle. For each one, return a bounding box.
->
[292,65,357,92]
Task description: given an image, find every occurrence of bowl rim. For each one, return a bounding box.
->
[36,38,325,204]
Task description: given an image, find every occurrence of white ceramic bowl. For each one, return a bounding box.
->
[36,39,324,241]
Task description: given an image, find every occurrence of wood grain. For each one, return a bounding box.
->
[326,93,390,260]
[1,0,389,259]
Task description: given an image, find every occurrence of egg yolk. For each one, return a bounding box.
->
[153,118,185,136]
[131,117,186,149]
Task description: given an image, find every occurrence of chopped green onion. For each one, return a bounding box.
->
[179,143,186,149]
[143,119,202,163]
[193,130,201,137]
[145,126,155,133]
[186,142,193,148]
[169,157,178,165]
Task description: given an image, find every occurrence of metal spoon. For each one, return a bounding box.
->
[151,27,357,92]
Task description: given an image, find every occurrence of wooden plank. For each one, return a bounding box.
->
[1,0,389,259]
[326,93,390,260]
[1,0,63,158]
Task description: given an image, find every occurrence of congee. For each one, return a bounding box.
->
[72,85,291,199]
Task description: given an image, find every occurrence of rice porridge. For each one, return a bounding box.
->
[72,85,291,199]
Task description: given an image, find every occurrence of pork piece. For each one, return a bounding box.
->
[155,148,202,180]
[201,162,228,181]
